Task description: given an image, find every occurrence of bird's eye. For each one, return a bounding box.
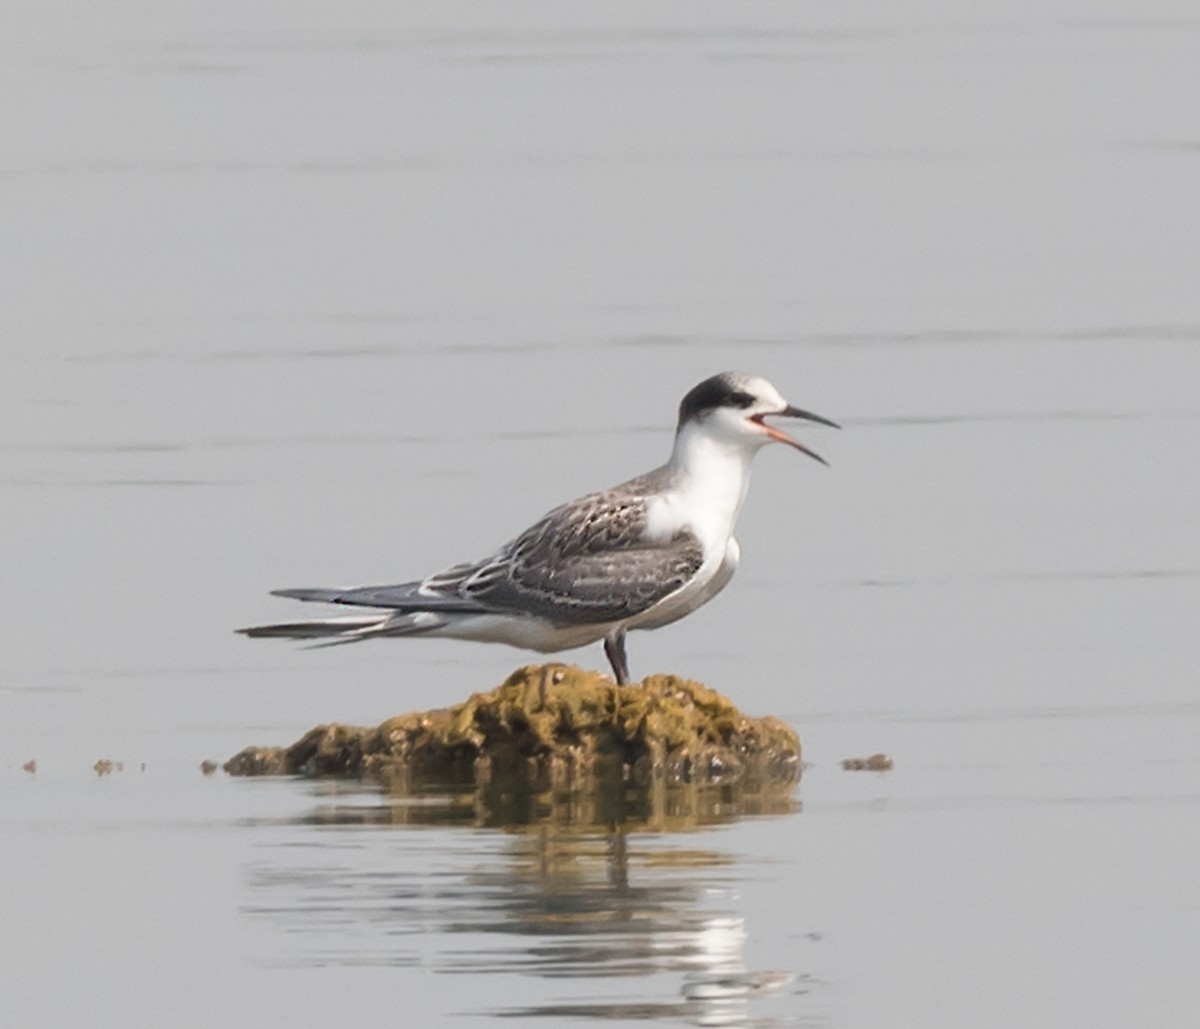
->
[728,390,756,409]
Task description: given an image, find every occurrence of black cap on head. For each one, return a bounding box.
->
[677,372,756,428]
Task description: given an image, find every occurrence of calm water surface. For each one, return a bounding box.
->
[3,3,1199,1027]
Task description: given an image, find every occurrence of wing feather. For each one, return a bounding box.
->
[465,487,703,625]
[270,471,702,626]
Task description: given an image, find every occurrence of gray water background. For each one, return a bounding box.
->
[3,2,1199,1026]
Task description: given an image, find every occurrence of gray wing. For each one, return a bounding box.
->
[273,479,703,627]
[457,489,704,625]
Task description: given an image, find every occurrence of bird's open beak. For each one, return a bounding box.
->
[750,405,841,466]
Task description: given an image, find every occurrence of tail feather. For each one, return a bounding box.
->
[240,582,473,646]
[237,611,446,644]
[237,615,391,640]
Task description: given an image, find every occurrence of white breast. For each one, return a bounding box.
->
[633,443,752,633]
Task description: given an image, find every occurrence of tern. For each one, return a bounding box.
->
[238,372,838,684]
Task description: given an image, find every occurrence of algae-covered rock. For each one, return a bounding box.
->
[224,663,800,790]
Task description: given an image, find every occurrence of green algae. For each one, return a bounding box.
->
[224,663,800,791]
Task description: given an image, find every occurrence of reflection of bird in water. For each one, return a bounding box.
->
[245,798,808,1022]
[239,372,837,683]
[465,827,800,1024]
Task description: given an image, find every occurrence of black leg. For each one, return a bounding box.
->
[603,630,630,685]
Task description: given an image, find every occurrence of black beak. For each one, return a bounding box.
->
[781,405,841,430]
[751,405,840,465]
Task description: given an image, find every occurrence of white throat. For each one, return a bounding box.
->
[644,420,760,551]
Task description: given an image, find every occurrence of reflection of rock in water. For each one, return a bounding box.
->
[286,769,800,833]
[233,665,808,1022]
[244,799,807,1025]
[224,663,800,794]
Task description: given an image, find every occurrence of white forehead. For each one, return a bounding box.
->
[739,375,787,409]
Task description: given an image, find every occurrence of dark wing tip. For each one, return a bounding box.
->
[270,587,340,602]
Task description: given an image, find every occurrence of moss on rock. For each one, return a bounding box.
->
[224,663,800,789]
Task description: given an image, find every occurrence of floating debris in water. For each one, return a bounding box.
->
[841,753,893,771]
[199,759,219,776]
[22,759,37,775]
